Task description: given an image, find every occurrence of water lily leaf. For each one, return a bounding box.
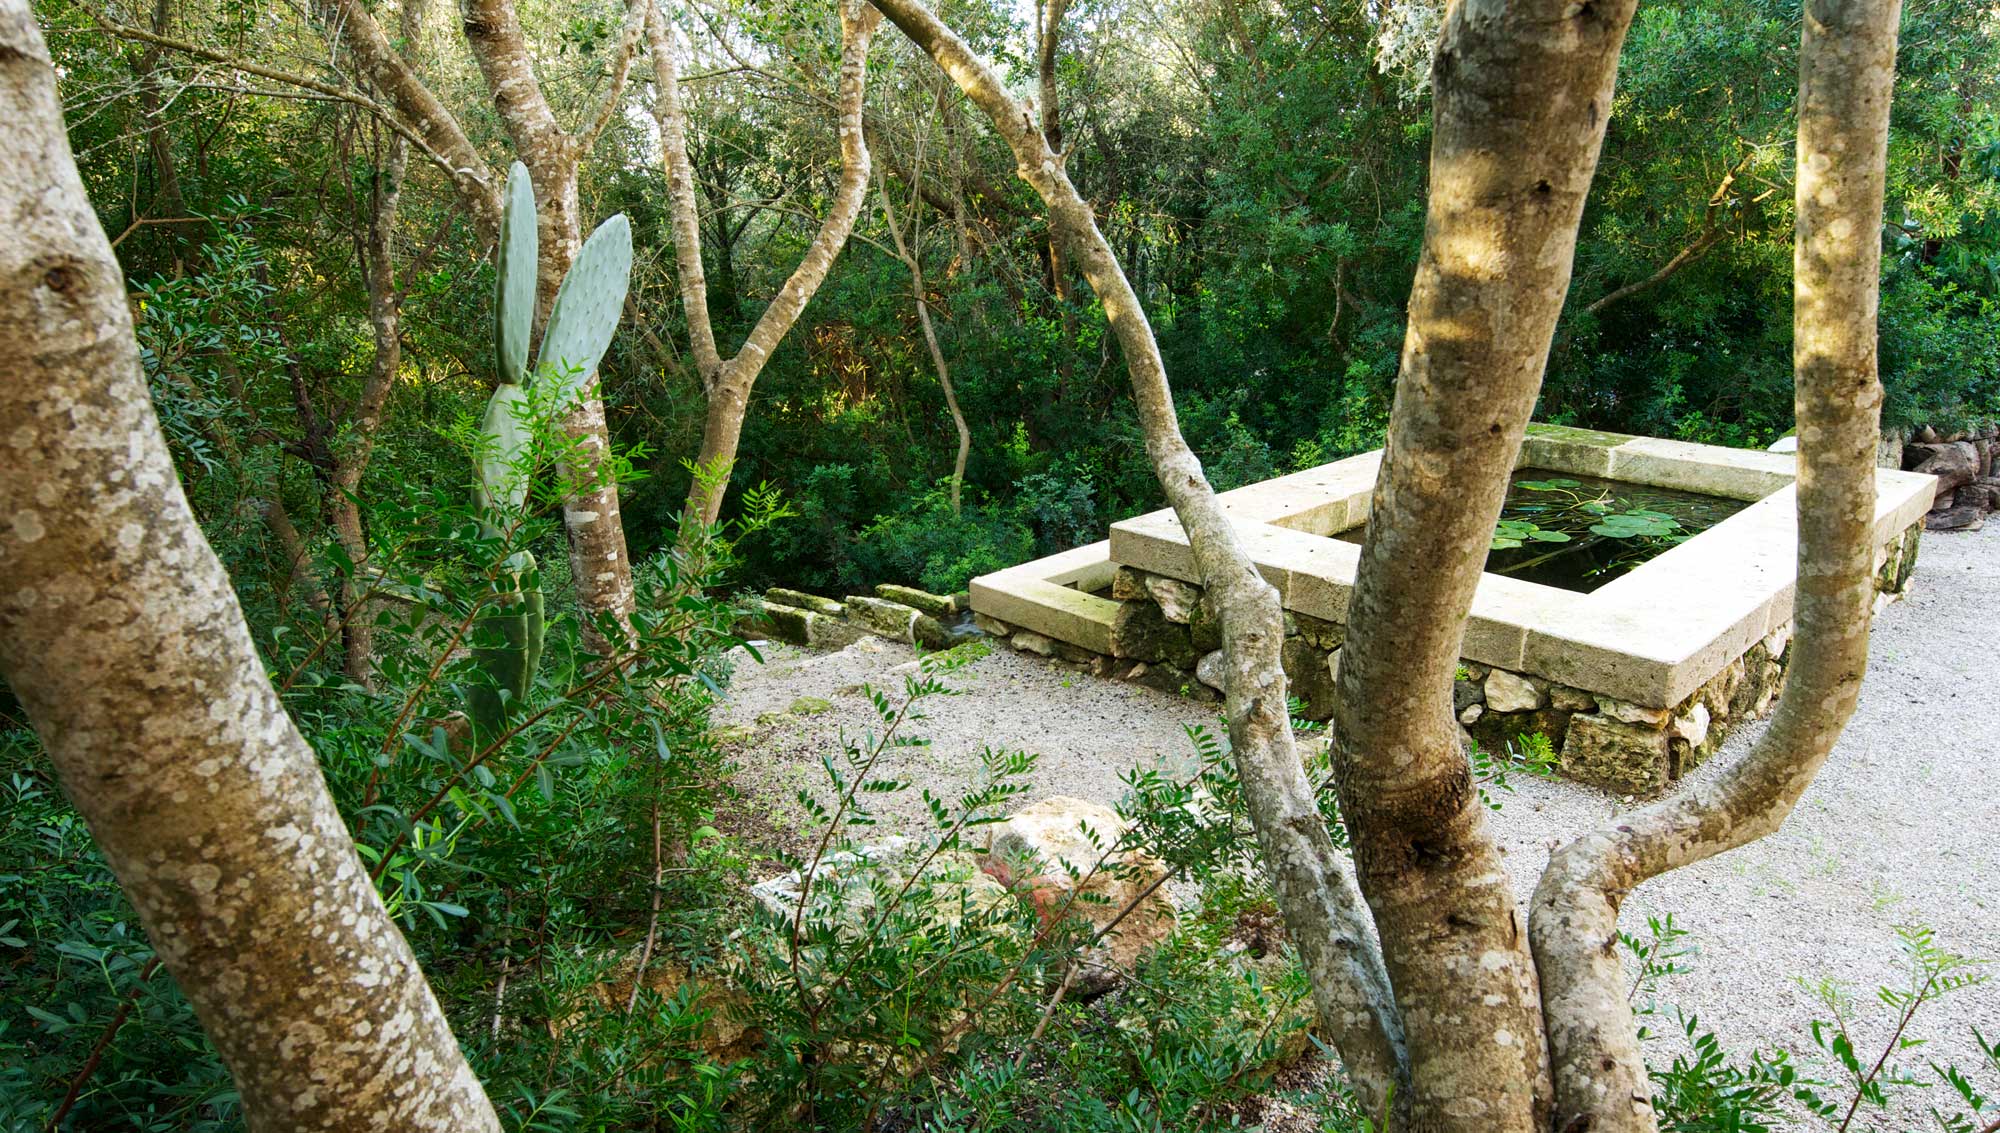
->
[1529,530,1573,543]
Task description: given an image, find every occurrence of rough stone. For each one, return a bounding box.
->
[1470,707,1573,758]
[1125,661,1201,699]
[1281,636,1339,720]
[1911,441,1980,503]
[1292,611,1345,651]
[1561,714,1671,795]
[808,616,870,650]
[1927,504,1986,531]
[972,612,1013,638]
[1762,624,1790,662]
[1485,669,1546,713]
[875,583,958,618]
[847,595,922,642]
[1188,603,1224,654]
[1141,574,1203,624]
[1110,600,1198,668]
[1549,684,1595,712]
[1010,629,1056,656]
[1672,702,1711,748]
[1459,703,1484,725]
[1453,677,1485,713]
[1111,566,1150,601]
[1054,641,1098,665]
[789,696,833,716]
[767,587,845,617]
[983,797,1175,990]
[1091,655,1133,680]
[1196,649,1227,692]
[1595,695,1670,727]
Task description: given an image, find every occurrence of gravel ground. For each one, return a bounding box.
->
[717,523,1999,1119]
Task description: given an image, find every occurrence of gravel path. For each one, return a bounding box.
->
[718,523,1999,1115]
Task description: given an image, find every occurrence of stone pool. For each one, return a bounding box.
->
[968,425,1938,794]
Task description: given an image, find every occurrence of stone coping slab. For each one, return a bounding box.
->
[980,427,1935,708]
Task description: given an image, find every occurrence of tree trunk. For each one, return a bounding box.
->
[1531,2,1901,1129]
[1321,0,1638,1125]
[876,168,970,513]
[652,0,881,531]
[0,11,500,1128]
[868,0,1409,1117]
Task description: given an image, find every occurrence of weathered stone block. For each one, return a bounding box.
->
[1188,603,1223,653]
[767,587,845,617]
[1470,707,1573,758]
[1111,566,1150,601]
[807,615,870,650]
[1110,600,1197,667]
[1595,695,1669,727]
[847,595,950,648]
[1548,684,1594,711]
[972,613,1013,638]
[1485,669,1546,713]
[1561,714,1670,795]
[1141,574,1203,624]
[1196,649,1226,692]
[1125,661,1196,697]
[875,583,958,618]
[1292,610,1345,651]
[1011,630,1055,656]
[1281,636,1339,720]
[1054,641,1098,665]
[1453,677,1485,713]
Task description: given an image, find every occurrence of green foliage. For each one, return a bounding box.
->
[1639,923,1995,1133]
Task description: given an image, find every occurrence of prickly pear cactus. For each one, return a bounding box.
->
[537,213,632,400]
[468,552,546,743]
[467,168,632,741]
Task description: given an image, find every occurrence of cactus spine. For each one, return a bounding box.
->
[469,162,632,741]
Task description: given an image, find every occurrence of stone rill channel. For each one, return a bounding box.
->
[964,426,1940,796]
[1335,469,1752,594]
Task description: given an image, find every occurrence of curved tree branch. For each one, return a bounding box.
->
[867,0,1410,1117]
[1532,2,1902,1129]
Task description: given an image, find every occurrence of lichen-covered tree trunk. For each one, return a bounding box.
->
[1531,3,1902,1129]
[1321,0,1639,1125]
[652,0,882,531]
[868,0,1409,1116]
[0,10,500,1128]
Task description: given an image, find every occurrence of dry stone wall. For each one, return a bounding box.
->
[968,521,1923,797]
[1903,423,2000,533]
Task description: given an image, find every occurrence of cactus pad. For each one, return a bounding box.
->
[537,213,632,401]
[494,163,538,385]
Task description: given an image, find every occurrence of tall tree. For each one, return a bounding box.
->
[1325,0,1641,1123]
[1531,0,1903,1127]
[0,4,500,1127]
[868,0,1410,1117]
[650,0,882,530]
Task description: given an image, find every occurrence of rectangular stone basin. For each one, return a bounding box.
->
[970,426,1937,794]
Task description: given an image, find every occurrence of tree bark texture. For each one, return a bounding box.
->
[653,0,882,530]
[868,0,1409,1117]
[0,10,501,1128]
[1322,0,1638,1125]
[1531,3,1901,1129]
